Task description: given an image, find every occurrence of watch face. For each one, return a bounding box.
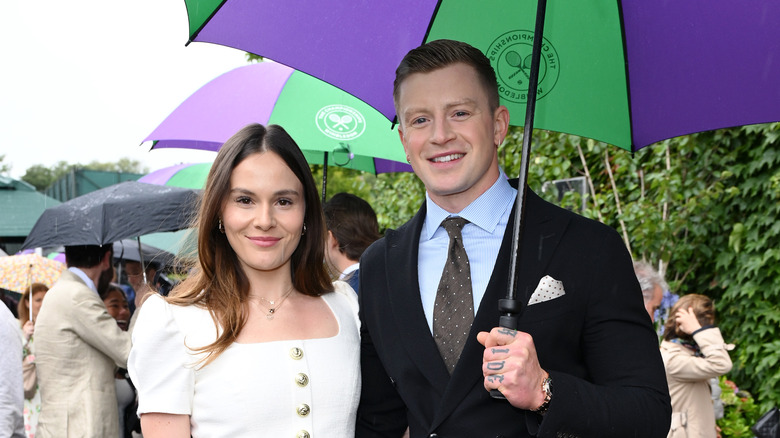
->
[543,376,552,393]
[533,375,552,413]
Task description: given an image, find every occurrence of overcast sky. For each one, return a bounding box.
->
[1,0,249,179]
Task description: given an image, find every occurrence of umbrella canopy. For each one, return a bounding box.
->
[113,239,174,266]
[22,181,200,249]
[186,1,780,152]
[138,162,212,189]
[0,253,66,293]
[47,251,65,264]
[144,62,412,171]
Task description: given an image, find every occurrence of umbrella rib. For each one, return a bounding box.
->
[615,0,637,151]
[420,0,445,45]
[187,0,230,45]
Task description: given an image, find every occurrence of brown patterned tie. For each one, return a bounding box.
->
[433,217,474,374]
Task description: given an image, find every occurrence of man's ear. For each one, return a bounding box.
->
[101,250,113,270]
[493,105,510,147]
[327,230,339,250]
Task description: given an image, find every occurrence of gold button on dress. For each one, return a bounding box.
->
[295,373,309,387]
[289,347,304,360]
[296,403,311,417]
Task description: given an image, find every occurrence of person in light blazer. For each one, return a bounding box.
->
[34,244,140,438]
[356,39,672,437]
[661,294,733,438]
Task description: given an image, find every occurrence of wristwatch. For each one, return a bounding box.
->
[532,373,553,415]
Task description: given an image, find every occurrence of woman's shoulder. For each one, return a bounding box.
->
[325,280,360,327]
[328,281,358,306]
[134,293,217,346]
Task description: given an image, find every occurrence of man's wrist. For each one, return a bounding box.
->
[532,371,552,415]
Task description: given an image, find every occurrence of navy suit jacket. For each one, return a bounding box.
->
[356,187,671,438]
[345,269,360,295]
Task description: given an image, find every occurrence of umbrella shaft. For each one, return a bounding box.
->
[504,0,548,320]
[494,0,548,402]
[322,151,329,204]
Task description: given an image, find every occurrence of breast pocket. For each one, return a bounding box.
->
[518,295,583,357]
[520,293,575,323]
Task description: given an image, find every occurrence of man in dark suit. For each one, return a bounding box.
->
[324,192,381,294]
[356,39,671,437]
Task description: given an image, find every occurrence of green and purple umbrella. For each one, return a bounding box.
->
[185,0,780,152]
[138,162,212,190]
[143,62,411,201]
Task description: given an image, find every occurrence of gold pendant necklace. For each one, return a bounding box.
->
[256,286,294,320]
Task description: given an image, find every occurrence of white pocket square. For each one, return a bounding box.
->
[528,275,565,305]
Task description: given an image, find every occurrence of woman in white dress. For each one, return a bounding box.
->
[129,124,361,438]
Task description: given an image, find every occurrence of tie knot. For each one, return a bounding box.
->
[441,217,469,238]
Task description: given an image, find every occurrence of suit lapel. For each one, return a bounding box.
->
[513,190,571,308]
[385,203,452,394]
[431,189,572,428]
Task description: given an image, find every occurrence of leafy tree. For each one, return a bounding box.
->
[0,154,11,175]
[21,161,79,191]
[85,158,147,173]
[21,158,149,191]
[311,164,424,233]
[20,165,56,191]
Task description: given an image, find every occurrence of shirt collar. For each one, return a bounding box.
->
[423,168,516,240]
[68,267,98,294]
[339,262,360,280]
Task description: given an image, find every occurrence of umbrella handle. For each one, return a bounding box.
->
[29,265,34,323]
[489,300,521,400]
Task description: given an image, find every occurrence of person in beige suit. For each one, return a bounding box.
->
[33,244,141,438]
[660,294,733,438]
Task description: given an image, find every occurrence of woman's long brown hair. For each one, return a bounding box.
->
[18,283,49,325]
[167,124,333,367]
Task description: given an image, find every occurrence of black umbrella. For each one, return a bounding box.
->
[112,239,175,268]
[22,181,199,249]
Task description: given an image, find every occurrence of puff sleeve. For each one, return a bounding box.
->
[128,294,195,416]
[332,280,360,332]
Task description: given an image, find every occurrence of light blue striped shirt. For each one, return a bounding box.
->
[418,170,517,332]
[68,266,98,294]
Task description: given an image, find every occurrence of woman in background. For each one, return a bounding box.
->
[17,282,48,438]
[661,294,733,438]
[100,283,138,438]
[129,124,360,438]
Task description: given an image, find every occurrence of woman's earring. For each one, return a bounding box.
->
[302,223,307,236]
[218,218,225,233]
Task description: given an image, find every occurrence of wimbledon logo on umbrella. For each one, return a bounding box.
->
[487,30,560,104]
[315,104,367,141]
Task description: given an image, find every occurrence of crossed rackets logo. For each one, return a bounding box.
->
[487,30,560,104]
[315,104,366,141]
